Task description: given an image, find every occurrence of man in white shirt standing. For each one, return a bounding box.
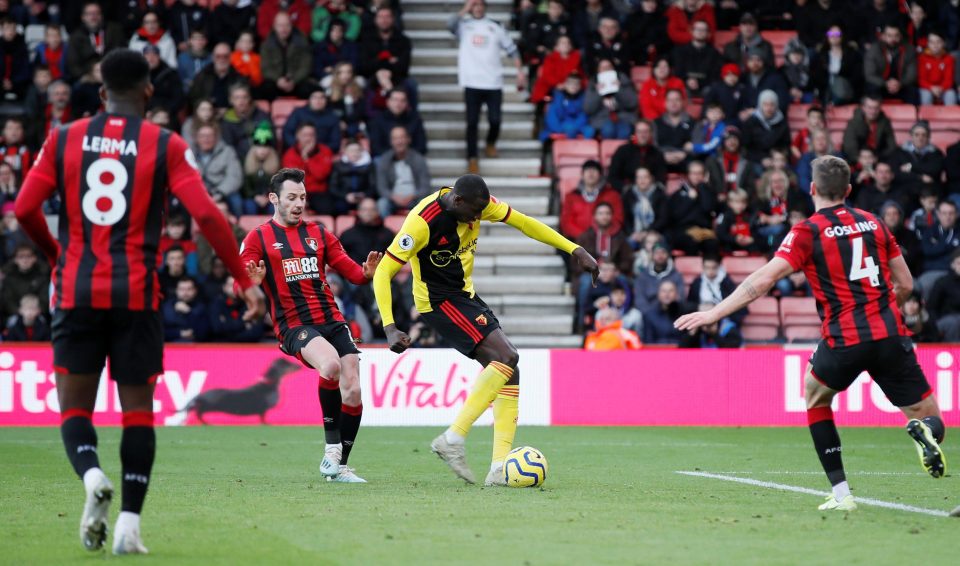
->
[449,0,526,174]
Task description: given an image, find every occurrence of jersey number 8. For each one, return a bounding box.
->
[82,157,128,226]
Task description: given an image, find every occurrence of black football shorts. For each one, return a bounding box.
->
[420,294,501,358]
[52,308,164,385]
[281,322,360,367]
[809,336,932,407]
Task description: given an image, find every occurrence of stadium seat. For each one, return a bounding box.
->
[883,103,918,131]
[630,65,651,89]
[784,324,821,343]
[600,139,627,169]
[335,215,356,236]
[780,296,820,326]
[930,130,957,152]
[894,128,910,145]
[665,174,684,195]
[307,215,335,230]
[552,139,599,177]
[384,215,406,233]
[829,129,844,150]
[255,100,271,115]
[674,256,702,286]
[557,175,580,204]
[762,31,795,67]
[742,324,779,342]
[686,100,702,120]
[745,296,780,327]
[713,29,738,50]
[270,98,307,130]
[722,256,765,283]
[238,215,272,233]
[787,103,812,130]
[828,105,856,122]
[918,105,960,130]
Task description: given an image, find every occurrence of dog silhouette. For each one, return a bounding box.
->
[177,358,301,424]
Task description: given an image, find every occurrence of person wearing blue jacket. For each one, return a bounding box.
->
[540,72,595,141]
[686,102,726,158]
[282,87,342,150]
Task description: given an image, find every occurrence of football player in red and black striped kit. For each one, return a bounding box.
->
[676,155,946,512]
[14,49,266,554]
[240,168,381,484]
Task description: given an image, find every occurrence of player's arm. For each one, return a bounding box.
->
[14,131,60,265]
[675,257,794,332]
[888,254,914,307]
[374,214,428,352]
[323,230,382,285]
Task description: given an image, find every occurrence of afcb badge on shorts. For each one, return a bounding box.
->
[475,314,488,326]
[305,238,318,251]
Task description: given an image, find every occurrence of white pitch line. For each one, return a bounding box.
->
[676,471,950,518]
[707,471,923,476]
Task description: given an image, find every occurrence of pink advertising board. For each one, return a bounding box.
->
[550,346,960,427]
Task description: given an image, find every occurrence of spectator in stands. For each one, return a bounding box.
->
[947,140,960,208]
[209,276,265,342]
[842,95,897,163]
[571,0,617,48]
[741,90,789,165]
[901,291,941,343]
[671,19,722,98]
[791,107,826,163]
[633,230,664,274]
[580,259,631,330]
[532,35,584,105]
[368,89,427,158]
[25,72,52,138]
[573,202,633,289]
[861,0,904,47]
[909,187,939,233]
[340,197,395,264]
[741,48,789,113]
[67,2,124,80]
[450,0,523,175]
[625,0,669,66]
[634,242,686,318]
[1,118,30,183]
[919,200,960,294]
[230,31,262,90]
[855,160,906,215]
[0,202,26,264]
[32,24,65,81]
[584,15,627,75]
[189,42,246,110]
[928,248,960,341]
[178,30,211,88]
[905,3,932,51]
[364,63,408,120]
[655,89,694,173]
[142,45,183,117]
[0,18,29,101]
[540,72,594,141]
[881,200,923,275]
[864,23,918,104]
[686,102,726,159]
[196,198,245,276]
[282,123,336,215]
[560,159,624,239]
[679,301,743,348]
[851,147,878,202]
[260,11,314,100]
[312,0,362,43]
[159,247,187,300]
[129,10,177,70]
[890,121,944,200]
[665,0,716,46]
[641,279,686,345]
[163,277,210,343]
[687,254,745,321]
[723,13,774,70]
[1,244,48,319]
[522,0,572,79]
[662,160,717,255]
[376,126,431,218]
[330,139,375,212]
[182,99,216,141]
[313,19,360,82]
[220,84,271,161]
[584,307,641,351]
[242,123,280,215]
[796,129,838,194]
[638,57,685,120]
[167,0,209,52]
[159,215,198,271]
[0,166,17,206]
[360,6,412,82]
[607,282,643,335]
[918,30,956,105]
[326,62,366,138]
[282,88,340,152]
[4,294,49,342]
[716,188,760,254]
[782,42,815,104]
[706,126,760,201]
[583,58,636,140]
[193,124,244,217]
[210,0,257,47]
[257,0,311,41]
[622,166,666,246]
[704,64,749,127]
[609,120,667,189]
[811,24,863,106]
[71,60,104,119]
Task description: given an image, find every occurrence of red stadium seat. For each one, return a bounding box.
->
[745,296,780,327]
[552,139,599,177]
[270,98,307,130]
[780,296,820,326]
[665,174,684,195]
[255,100,271,115]
[788,103,812,123]
[931,130,957,152]
[674,256,702,286]
[630,65,651,89]
[600,139,627,169]
[722,256,766,283]
[894,128,910,146]
[686,100,702,120]
[238,215,272,233]
[829,105,856,122]
[384,215,406,233]
[713,29,738,50]
[882,103,917,122]
[742,324,779,341]
[762,31,796,67]
[306,215,335,230]
[335,215,356,236]
[784,325,821,343]
[918,106,960,131]
[829,129,844,150]
[557,175,580,204]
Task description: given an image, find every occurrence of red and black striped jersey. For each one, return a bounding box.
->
[775,204,907,347]
[15,112,253,311]
[240,219,369,339]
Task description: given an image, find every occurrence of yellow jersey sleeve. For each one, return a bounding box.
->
[485,196,580,255]
[480,195,512,223]
[385,214,430,265]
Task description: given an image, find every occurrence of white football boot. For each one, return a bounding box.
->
[320,443,342,480]
[79,469,113,551]
[333,466,367,483]
[484,462,507,487]
[430,433,476,484]
[818,494,857,511]
[112,512,148,555]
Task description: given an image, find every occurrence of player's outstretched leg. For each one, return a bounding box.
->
[302,337,346,480]
[902,395,946,478]
[478,333,519,487]
[335,354,366,483]
[58,373,114,551]
[113,384,156,555]
[805,368,855,511]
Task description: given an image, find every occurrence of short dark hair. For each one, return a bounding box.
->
[165,245,185,257]
[807,106,824,117]
[452,174,490,203]
[100,48,150,94]
[594,202,614,214]
[939,199,958,211]
[177,276,198,289]
[269,168,305,196]
[811,155,850,201]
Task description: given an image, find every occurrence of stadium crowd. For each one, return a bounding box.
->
[0,0,955,350]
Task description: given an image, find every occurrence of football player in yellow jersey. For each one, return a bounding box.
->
[373,174,598,485]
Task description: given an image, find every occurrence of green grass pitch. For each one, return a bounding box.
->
[2,426,958,565]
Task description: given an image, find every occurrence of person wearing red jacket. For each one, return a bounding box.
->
[918,31,957,105]
[282,123,335,215]
[531,35,584,104]
[256,0,312,40]
[665,0,716,46]
[560,159,624,238]
[638,57,686,120]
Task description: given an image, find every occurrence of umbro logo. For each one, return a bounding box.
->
[272,243,284,249]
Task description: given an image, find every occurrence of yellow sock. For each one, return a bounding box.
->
[492,385,519,463]
[449,362,513,437]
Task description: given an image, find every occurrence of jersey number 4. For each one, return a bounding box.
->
[849,237,880,287]
[82,157,128,226]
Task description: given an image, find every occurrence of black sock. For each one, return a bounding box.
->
[61,409,100,478]
[318,380,342,445]
[808,406,846,486]
[922,415,946,443]
[340,403,362,465]
[120,412,156,514]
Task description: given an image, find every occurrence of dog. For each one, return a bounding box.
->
[177,358,301,424]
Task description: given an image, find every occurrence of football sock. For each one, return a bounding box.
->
[61,408,100,478]
[119,411,155,514]
[318,378,342,445]
[922,415,945,443]
[807,406,847,488]
[340,403,362,465]
[492,385,519,464]
[449,361,513,438]
[116,511,140,533]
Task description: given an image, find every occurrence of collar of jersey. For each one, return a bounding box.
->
[270,218,303,230]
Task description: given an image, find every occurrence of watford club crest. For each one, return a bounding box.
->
[305,238,318,251]
[475,314,488,326]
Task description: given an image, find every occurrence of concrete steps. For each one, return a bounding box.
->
[427,157,541,177]
[404,0,513,11]
[429,138,542,159]
[413,48,514,67]
[479,215,557,234]
[424,120,533,140]
[499,314,573,335]
[471,274,564,295]
[404,12,513,30]
[473,255,566,277]
[418,101,534,121]
[418,83,528,103]
[412,65,519,85]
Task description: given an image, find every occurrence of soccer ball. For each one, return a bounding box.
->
[503,446,548,488]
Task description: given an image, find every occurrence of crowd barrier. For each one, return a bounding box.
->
[1,345,958,427]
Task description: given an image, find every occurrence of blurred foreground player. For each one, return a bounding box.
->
[676,156,945,512]
[14,49,266,554]
[373,174,598,485]
[241,168,382,483]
